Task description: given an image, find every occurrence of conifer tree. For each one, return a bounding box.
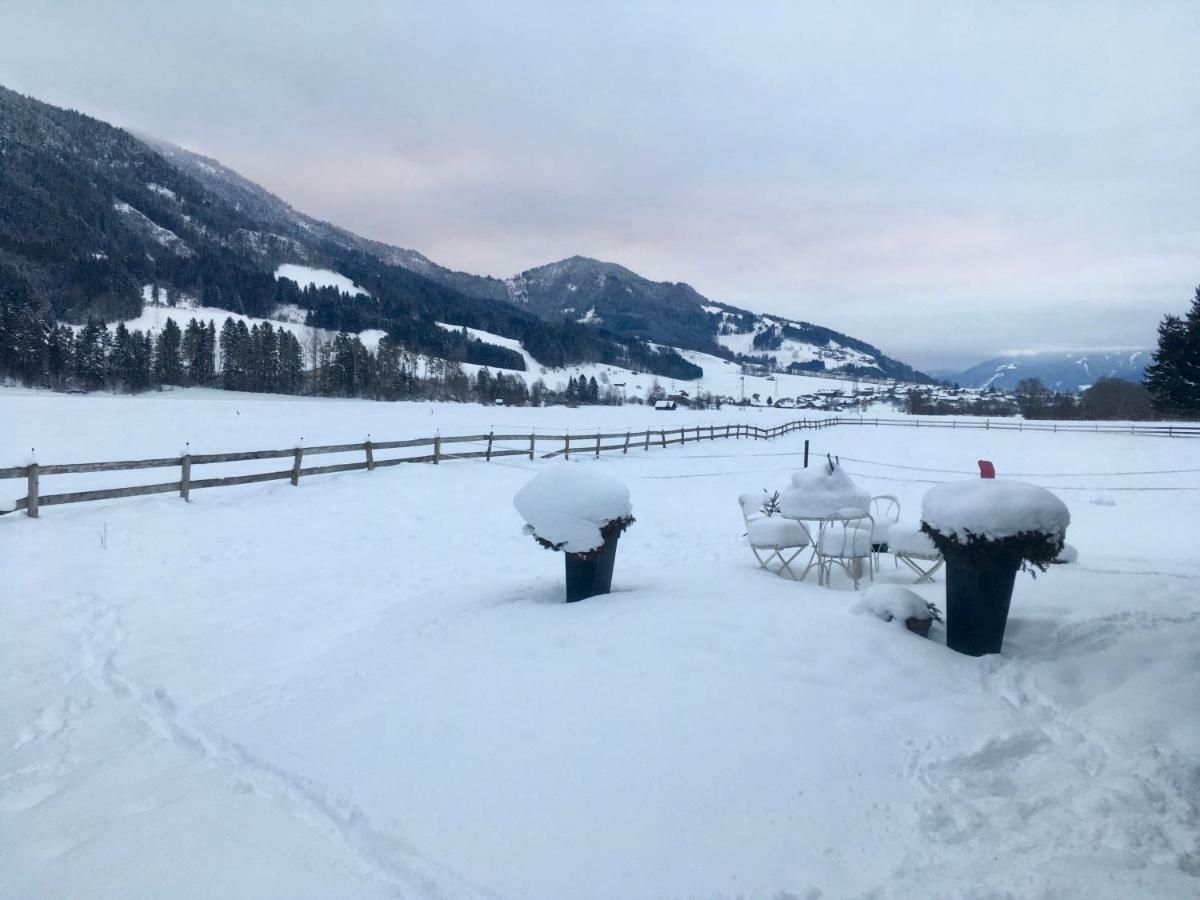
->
[155,318,183,385]
[1145,285,1200,417]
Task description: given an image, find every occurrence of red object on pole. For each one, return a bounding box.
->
[978,460,996,479]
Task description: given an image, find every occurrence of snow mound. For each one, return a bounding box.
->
[922,479,1070,541]
[275,264,369,297]
[1054,542,1079,564]
[514,465,632,553]
[779,463,871,519]
[853,585,933,623]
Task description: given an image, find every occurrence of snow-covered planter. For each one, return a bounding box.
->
[853,585,943,639]
[921,479,1070,656]
[514,466,635,602]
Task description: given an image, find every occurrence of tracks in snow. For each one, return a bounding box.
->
[70,593,502,900]
[894,607,1200,892]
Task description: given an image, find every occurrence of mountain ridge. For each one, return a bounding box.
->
[936,350,1151,392]
[1,83,928,383]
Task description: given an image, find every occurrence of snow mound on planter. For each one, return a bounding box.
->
[514,465,633,553]
[922,479,1069,542]
[853,585,932,623]
[779,464,871,520]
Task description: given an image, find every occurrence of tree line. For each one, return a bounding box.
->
[0,296,641,407]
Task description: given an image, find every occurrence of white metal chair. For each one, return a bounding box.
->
[815,509,875,589]
[887,522,944,584]
[869,495,901,567]
[739,492,812,580]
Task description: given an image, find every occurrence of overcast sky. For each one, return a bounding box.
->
[3,1,1197,369]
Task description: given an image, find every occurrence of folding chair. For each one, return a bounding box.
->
[739,492,812,580]
[815,510,875,589]
[869,495,901,567]
[887,522,944,584]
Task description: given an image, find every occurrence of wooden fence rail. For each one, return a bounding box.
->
[3,414,1196,518]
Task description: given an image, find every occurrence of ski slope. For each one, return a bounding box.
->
[4,389,1197,898]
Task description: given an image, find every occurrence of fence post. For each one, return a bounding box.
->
[661,429,666,449]
[565,432,571,460]
[529,432,536,460]
[180,452,191,502]
[594,432,601,459]
[291,447,304,485]
[644,430,651,451]
[433,433,441,465]
[485,431,494,462]
[365,438,375,470]
[26,462,39,518]
[803,440,809,468]
[710,425,715,440]
[623,431,630,454]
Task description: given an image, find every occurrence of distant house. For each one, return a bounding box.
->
[654,399,677,411]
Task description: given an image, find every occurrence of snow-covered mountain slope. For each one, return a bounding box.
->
[274,264,369,297]
[141,140,926,383]
[946,350,1152,391]
[90,286,389,359]
[495,256,929,382]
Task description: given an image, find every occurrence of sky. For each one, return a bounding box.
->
[2,1,1197,370]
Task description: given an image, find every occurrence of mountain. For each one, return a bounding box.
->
[0,84,701,379]
[0,83,926,384]
[942,350,1152,392]
[140,135,926,383]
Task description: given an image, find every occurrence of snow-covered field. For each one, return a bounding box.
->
[3,388,1199,899]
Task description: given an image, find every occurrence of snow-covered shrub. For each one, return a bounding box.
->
[853,584,943,626]
[920,479,1069,572]
[514,465,634,557]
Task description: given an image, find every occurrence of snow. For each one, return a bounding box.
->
[146,182,177,200]
[274,263,369,297]
[746,515,810,548]
[779,461,872,519]
[92,290,388,358]
[922,479,1071,541]
[112,201,192,256]
[513,464,632,552]
[853,584,932,623]
[715,327,877,372]
[886,521,940,557]
[2,388,1200,898]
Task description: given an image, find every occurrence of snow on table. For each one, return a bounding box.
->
[779,462,872,519]
[513,464,632,552]
[922,478,1070,541]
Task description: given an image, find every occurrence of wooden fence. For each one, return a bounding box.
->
[3,414,1196,518]
[0,418,833,518]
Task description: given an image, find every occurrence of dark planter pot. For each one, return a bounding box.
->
[904,616,933,638]
[564,531,620,603]
[944,551,1020,656]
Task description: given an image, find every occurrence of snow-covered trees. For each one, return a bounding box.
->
[1145,286,1200,418]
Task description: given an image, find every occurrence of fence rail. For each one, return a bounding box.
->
[3,414,1197,518]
